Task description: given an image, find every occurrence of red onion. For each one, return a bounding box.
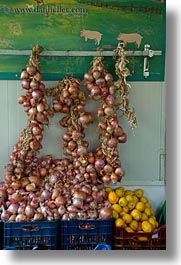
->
[30,80,40,90]
[26,65,37,75]
[1,209,11,221]
[49,174,58,185]
[25,205,35,218]
[41,190,50,201]
[72,197,84,209]
[7,203,19,215]
[107,137,118,148]
[32,90,42,99]
[55,196,66,207]
[21,79,30,90]
[84,73,94,82]
[73,190,87,200]
[58,205,66,216]
[34,212,44,221]
[95,159,105,170]
[105,94,114,105]
[99,207,112,220]
[15,214,27,222]
[10,192,22,203]
[20,70,29,79]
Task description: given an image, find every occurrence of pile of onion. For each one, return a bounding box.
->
[0,155,112,221]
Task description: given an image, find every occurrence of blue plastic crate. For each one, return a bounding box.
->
[60,219,114,250]
[0,221,4,250]
[3,220,59,250]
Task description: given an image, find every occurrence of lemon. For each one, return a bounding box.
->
[148,217,157,228]
[140,196,148,203]
[138,236,148,241]
[105,187,113,193]
[112,204,122,214]
[144,207,152,217]
[119,197,128,207]
[129,220,139,231]
[124,190,134,196]
[108,191,119,204]
[137,222,142,232]
[115,187,125,197]
[125,227,134,233]
[131,209,142,221]
[128,201,136,210]
[123,213,133,224]
[123,206,129,213]
[136,202,145,212]
[132,195,139,203]
[141,221,153,233]
[145,202,151,208]
[119,211,126,217]
[126,195,134,202]
[112,210,119,219]
[134,188,144,198]
[141,212,148,221]
[115,218,125,228]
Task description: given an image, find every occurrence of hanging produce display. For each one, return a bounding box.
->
[114,42,137,130]
[0,43,136,222]
[83,56,127,185]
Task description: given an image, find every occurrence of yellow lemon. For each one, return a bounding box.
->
[119,211,126,217]
[115,218,126,228]
[118,197,128,207]
[128,201,136,210]
[124,190,134,196]
[141,212,149,221]
[148,217,157,228]
[105,187,113,193]
[112,204,122,214]
[141,221,153,233]
[140,196,148,203]
[122,213,133,224]
[112,210,119,219]
[137,222,142,232]
[129,220,139,231]
[131,209,142,221]
[132,195,139,203]
[108,191,119,204]
[126,195,134,202]
[136,202,145,212]
[125,227,134,233]
[145,202,151,208]
[138,236,148,241]
[115,187,125,197]
[134,188,144,198]
[144,207,152,217]
[123,206,129,213]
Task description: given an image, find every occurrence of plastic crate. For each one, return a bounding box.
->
[3,220,59,250]
[114,225,166,250]
[60,219,114,250]
[0,221,4,250]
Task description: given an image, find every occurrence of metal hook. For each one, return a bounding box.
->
[143,44,154,78]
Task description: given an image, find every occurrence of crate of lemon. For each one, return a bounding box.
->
[106,187,166,250]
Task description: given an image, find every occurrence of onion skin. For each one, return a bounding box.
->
[99,207,113,220]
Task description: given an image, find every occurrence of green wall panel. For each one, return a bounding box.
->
[0,0,166,81]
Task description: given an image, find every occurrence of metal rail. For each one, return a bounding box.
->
[0,49,162,57]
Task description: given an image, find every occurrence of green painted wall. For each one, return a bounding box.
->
[0,0,166,81]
